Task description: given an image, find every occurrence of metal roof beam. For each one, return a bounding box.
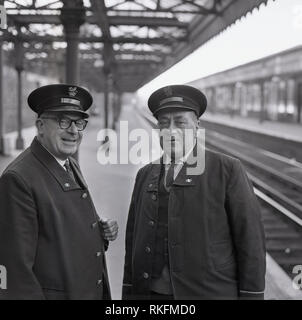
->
[7,14,62,24]
[108,9,216,14]
[106,0,221,14]
[7,14,187,28]
[23,47,165,56]
[116,60,161,65]
[106,0,221,11]
[112,36,187,44]
[109,16,187,28]
[115,49,166,56]
[3,34,185,45]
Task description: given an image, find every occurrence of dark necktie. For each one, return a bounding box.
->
[165,161,176,189]
[64,160,77,184]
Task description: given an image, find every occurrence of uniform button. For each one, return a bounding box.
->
[97,279,103,286]
[91,222,98,229]
[148,183,153,188]
[151,194,157,201]
[148,220,155,227]
[64,183,70,188]
[143,272,149,279]
[82,192,88,199]
[145,246,151,253]
[96,251,102,257]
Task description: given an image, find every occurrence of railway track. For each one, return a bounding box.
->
[141,113,302,281]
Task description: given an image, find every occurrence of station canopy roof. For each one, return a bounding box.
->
[2,0,270,92]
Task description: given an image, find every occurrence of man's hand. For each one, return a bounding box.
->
[100,218,118,241]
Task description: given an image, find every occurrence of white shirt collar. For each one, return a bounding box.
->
[55,157,67,168]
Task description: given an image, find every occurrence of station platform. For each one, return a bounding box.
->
[0,106,302,300]
[202,113,302,143]
[200,112,302,163]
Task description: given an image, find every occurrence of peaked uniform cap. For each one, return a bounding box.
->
[148,85,207,118]
[28,84,93,118]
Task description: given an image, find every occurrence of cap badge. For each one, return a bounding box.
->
[163,86,173,97]
[68,87,78,97]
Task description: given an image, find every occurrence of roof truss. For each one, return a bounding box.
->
[1,0,271,92]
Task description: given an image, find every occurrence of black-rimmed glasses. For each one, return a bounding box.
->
[41,116,88,131]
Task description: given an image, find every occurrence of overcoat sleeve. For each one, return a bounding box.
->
[225,159,266,300]
[122,168,142,300]
[0,171,45,300]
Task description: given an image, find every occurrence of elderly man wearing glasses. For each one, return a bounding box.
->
[0,84,118,300]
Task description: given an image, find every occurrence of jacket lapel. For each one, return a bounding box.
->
[69,157,88,189]
[31,137,83,191]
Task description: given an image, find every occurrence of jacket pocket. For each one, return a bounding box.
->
[42,287,68,300]
[211,241,236,270]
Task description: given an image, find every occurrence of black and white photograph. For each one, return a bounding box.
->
[0,0,301,305]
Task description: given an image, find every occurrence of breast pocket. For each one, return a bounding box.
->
[211,241,236,270]
[42,288,68,300]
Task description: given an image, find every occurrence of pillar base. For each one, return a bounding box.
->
[16,136,24,150]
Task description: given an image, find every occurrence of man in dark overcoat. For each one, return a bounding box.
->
[0,84,118,300]
[122,85,266,300]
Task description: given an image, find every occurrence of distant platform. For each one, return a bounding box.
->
[200,113,302,162]
[202,113,302,143]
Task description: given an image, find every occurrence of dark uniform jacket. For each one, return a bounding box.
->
[0,138,110,300]
[123,148,266,300]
